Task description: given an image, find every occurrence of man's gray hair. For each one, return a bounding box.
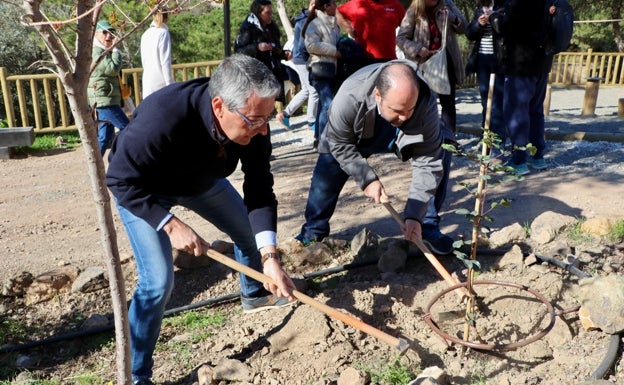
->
[209,54,281,110]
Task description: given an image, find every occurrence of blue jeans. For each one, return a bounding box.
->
[504,73,548,164]
[311,79,334,140]
[97,105,129,156]
[476,54,505,145]
[422,146,452,230]
[116,179,265,381]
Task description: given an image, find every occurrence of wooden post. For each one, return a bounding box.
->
[581,77,601,116]
[543,84,552,116]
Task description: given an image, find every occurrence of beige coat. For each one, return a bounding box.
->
[396,1,467,85]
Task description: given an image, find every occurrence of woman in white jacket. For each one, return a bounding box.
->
[141,7,174,99]
[302,0,341,147]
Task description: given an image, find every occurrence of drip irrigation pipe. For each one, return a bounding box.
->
[536,252,620,381]
[0,293,240,354]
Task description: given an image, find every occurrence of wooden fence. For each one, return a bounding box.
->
[2,51,624,134]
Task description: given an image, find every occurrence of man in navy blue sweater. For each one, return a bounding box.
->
[106,54,296,385]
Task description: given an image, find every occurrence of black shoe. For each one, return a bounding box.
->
[421,228,454,255]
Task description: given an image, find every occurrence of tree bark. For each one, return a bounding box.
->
[20,1,132,383]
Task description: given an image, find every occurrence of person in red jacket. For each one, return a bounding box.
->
[337,0,406,61]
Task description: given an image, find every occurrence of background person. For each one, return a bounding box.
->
[490,0,552,175]
[140,6,174,99]
[277,0,318,131]
[466,0,506,155]
[235,0,291,104]
[336,0,406,62]
[88,20,129,156]
[106,54,296,385]
[295,61,451,255]
[302,0,342,148]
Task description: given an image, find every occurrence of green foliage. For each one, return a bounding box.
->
[163,309,226,330]
[0,319,29,346]
[27,132,82,152]
[564,218,594,244]
[0,3,48,75]
[608,219,624,242]
[364,359,415,385]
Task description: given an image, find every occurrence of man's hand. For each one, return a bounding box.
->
[363,180,388,204]
[403,218,422,243]
[163,216,210,256]
[262,257,296,300]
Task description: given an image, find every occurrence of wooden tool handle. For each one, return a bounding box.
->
[205,249,409,352]
[381,202,468,299]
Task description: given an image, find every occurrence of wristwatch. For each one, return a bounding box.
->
[261,252,281,265]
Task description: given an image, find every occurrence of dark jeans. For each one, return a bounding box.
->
[311,78,335,140]
[476,53,505,145]
[504,73,548,164]
[298,153,350,241]
[422,146,452,230]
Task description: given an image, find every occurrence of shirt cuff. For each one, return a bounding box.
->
[255,230,277,250]
[156,212,174,231]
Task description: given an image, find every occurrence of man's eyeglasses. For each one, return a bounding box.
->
[233,109,276,130]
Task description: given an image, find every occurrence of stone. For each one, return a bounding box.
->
[488,223,526,249]
[377,242,408,273]
[24,265,80,305]
[337,367,369,385]
[494,244,524,270]
[581,217,616,236]
[576,275,624,333]
[212,358,253,382]
[2,271,34,296]
[530,211,576,245]
[350,228,380,259]
[197,364,217,385]
[71,266,107,293]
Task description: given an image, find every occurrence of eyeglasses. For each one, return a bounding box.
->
[233,109,276,130]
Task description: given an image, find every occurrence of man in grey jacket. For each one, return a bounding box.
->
[295,60,454,253]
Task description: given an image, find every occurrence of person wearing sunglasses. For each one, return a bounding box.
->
[88,20,129,156]
[106,54,296,385]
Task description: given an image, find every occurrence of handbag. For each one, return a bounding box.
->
[418,13,451,95]
[309,61,336,81]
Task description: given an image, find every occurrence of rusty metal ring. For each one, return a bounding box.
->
[423,280,557,351]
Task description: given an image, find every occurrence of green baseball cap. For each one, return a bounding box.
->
[96,20,116,33]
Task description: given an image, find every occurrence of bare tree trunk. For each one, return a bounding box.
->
[21,1,132,383]
[275,0,293,42]
[611,2,624,52]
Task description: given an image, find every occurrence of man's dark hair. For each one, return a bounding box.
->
[374,63,419,97]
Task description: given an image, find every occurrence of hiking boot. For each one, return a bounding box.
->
[241,294,294,314]
[421,227,454,255]
[503,161,530,176]
[527,157,547,170]
[277,112,290,129]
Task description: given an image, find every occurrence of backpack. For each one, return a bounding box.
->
[544,0,574,55]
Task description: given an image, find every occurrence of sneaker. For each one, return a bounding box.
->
[277,112,290,129]
[421,228,454,255]
[309,122,316,132]
[294,233,315,247]
[133,380,155,385]
[241,294,294,314]
[503,161,530,176]
[527,157,547,170]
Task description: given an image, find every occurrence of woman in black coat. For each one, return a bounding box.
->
[235,0,291,103]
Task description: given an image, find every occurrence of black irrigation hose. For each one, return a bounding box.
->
[3,247,621,381]
[534,252,621,381]
[0,292,240,354]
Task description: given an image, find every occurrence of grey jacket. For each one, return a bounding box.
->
[318,60,443,222]
[304,11,341,70]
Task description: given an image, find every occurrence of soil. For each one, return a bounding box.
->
[1,87,624,385]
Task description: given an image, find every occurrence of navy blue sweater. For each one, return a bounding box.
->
[106,78,277,233]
